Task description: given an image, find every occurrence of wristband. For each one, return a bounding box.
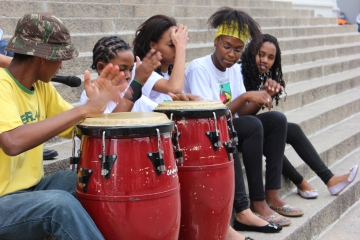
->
[133,78,143,86]
[125,79,143,103]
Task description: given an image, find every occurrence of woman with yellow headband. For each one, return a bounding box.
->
[185,7,302,231]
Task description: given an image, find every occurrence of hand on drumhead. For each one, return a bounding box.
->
[134,50,162,85]
[83,64,128,115]
[168,92,203,101]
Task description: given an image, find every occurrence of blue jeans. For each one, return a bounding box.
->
[0,170,104,240]
[0,40,14,57]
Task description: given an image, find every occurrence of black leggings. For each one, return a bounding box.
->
[232,111,287,212]
[282,123,334,185]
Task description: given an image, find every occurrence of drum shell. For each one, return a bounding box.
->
[174,115,234,240]
[76,132,180,240]
[178,162,234,240]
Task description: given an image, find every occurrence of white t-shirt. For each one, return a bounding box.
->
[79,89,157,113]
[79,63,158,113]
[142,70,173,103]
[184,54,246,104]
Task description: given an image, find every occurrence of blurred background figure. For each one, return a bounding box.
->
[0,28,14,57]
[357,10,360,32]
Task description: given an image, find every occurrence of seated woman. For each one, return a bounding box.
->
[184,7,302,228]
[241,33,358,199]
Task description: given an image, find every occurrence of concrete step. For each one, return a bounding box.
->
[263,24,357,39]
[282,53,360,84]
[256,16,337,28]
[1,15,340,37]
[122,0,293,9]
[241,148,360,240]
[0,1,121,18]
[282,42,360,66]
[279,32,360,52]
[317,198,360,239]
[281,85,360,136]
[276,68,360,113]
[0,0,313,18]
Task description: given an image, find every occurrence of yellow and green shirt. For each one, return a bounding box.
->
[0,68,73,196]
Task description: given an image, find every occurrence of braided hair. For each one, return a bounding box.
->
[207,7,262,57]
[132,15,177,76]
[241,34,285,105]
[91,36,132,70]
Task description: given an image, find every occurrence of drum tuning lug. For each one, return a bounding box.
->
[70,129,79,171]
[147,128,167,175]
[148,150,166,175]
[98,154,117,180]
[101,169,109,176]
[206,112,222,151]
[78,168,93,192]
[224,141,236,161]
[206,131,221,151]
[157,165,166,172]
[227,112,239,145]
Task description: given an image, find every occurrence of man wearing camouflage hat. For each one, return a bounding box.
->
[0,12,128,239]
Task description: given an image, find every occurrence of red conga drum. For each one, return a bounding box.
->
[154,100,235,240]
[75,112,180,240]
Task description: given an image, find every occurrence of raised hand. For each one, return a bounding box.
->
[134,49,162,85]
[83,63,128,116]
[171,24,188,50]
[262,78,284,96]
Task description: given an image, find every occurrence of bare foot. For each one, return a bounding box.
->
[235,209,269,226]
[326,174,350,188]
[227,226,246,240]
[296,179,315,192]
[250,199,275,217]
[265,189,287,208]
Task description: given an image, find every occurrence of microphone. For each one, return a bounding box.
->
[51,75,82,87]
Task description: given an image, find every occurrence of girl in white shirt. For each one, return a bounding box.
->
[79,36,160,113]
[185,7,301,231]
[133,15,188,103]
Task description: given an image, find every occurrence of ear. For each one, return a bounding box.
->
[97,61,105,74]
[213,38,218,47]
[150,41,156,51]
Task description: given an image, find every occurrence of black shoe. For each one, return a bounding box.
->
[245,238,254,240]
[43,149,58,160]
[233,219,282,233]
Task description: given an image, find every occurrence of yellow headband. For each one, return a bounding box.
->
[214,22,250,44]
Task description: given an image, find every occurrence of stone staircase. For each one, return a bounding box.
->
[1,0,359,239]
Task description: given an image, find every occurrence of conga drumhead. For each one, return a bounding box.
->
[77,112,173,136]
[154,100,229,118]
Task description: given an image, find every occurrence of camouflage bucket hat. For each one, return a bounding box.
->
[5,12,78,61]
